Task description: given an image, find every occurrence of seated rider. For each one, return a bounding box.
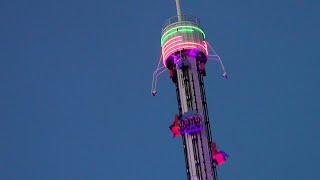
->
[211,142,229,165]
[169,114,181,138]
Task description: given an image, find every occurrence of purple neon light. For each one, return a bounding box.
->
[179,115,203,135]
[180,126,203,135]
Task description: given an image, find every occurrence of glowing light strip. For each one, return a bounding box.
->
[203,41,208,55]
[161,26,206,44]
[163,46,198,60]
[164,45,202,59]
[163,44,208,61]
[163,42,208,58]
[162,36,182,47]
[203,41,208,49]
[163,42,192,57]
[164,47,196,61]
[162,36,183,59]
[161,29,194,45]
[162,39,182,53]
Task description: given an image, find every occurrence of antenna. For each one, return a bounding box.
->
[175,0,182,21]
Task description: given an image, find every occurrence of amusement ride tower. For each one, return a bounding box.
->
[151,1,228,180]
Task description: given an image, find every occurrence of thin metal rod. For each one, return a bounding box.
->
[175,0,182,21]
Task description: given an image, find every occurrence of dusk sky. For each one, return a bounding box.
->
[0,0,319,179]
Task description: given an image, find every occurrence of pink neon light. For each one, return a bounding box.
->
[164,42,208,56]
[162,39,183,53]
[162,36,182,50]
[162,36,182,47]
[203,41,208,54]
[163,43,182,60]
[163,46,197,60]
[162,40,209,66]
[163,42,208,60]
[164,46,197,60]
[162,36,183,56]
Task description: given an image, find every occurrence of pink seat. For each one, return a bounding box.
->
[214,153,225,165]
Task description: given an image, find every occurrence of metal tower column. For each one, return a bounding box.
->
[151,1,228,179]
[175,57,217,180]
[159,11,219,178]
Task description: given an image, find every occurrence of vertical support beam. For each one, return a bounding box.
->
[175,0,182,21]
[175,56,215,180]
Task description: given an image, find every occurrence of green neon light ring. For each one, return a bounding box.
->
[161,25,205,42]
[161,25,206,45]
[161,29,193,45]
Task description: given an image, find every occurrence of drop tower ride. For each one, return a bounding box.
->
[151,1,228,180]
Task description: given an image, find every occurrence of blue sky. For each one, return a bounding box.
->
[0,0,319,179]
